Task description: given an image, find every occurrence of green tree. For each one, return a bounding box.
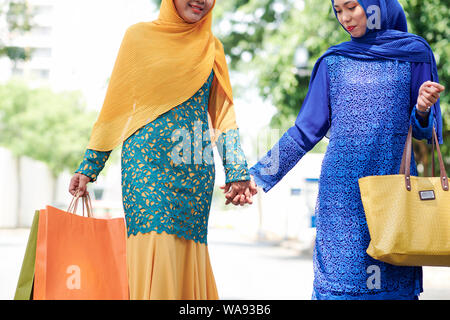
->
[215,0,449,173]
[400,0,450,175]
[0,80,100,225]
[0,0,34,65]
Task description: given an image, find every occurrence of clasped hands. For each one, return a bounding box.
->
[220,176,258,206]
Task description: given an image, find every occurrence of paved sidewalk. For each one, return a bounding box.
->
[0,227,449,300]
[0,228,29,300]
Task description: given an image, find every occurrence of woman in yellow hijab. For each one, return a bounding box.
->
[68,0,256,299]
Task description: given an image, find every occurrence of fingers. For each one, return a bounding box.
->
[249,175,258,195]
[223,180,260,206]
[422,88,440,102]
[230,194,245,206]
[418,82,443,109]
[239,194,246,206]
[420,81,445,99]
[225,187,237,201]
[69,174,91,197]
[220,183,231,194]
[249,182,258,195]
[224,188,255,206]
[418,95,434,108]
[244,188,251,199]
[244,188,253,205]
[68,175,79,196]
[426,81,445,92]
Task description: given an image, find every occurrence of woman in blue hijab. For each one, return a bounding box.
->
[247,0,445,300]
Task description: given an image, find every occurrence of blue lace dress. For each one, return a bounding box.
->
[249,55,437,300]
[75,71,250,245]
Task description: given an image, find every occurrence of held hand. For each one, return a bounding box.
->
[220,177,258,206]
[417,81,445,112]
[69,173,91,197]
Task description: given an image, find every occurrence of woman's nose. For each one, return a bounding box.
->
[341,11,352,23]
[342,14,351,23]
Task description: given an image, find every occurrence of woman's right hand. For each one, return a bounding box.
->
[417,81,445,112]
[69,173,92,197]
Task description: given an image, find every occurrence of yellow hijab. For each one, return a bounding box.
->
[87,0,236,151]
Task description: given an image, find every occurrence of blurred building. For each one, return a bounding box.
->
[0,1,324,240]
[6,0,54,84]
[1,0,156,102]
[0,0,155,227]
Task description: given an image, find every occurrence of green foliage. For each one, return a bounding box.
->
[92,0,450,167]
[0,80,98,177]
[215,0,347,127]
[215,0,449,167]
[400,0,450,171]
[0,0,34,62]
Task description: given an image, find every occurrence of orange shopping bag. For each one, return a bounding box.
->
[33,193,129,300]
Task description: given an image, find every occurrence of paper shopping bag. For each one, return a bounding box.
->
[14,210,40,300]
[33,194,129,300]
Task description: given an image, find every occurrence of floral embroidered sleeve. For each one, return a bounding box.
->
[216,128,250,184]
[249,132,307,193]
[410,104,434,141]
[74,149,111,182]
[249,60,330,192]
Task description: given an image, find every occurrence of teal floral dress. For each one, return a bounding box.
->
[75,71,250,244]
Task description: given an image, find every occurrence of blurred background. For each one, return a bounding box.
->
[0,0,448,299]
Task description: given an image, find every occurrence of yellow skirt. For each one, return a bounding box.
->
[127,231,219,300]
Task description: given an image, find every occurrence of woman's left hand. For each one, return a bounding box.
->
[220,178,258,206]
[417,81,445,112]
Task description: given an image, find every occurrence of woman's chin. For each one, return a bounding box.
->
[350,31,366,38]
[182,12,204,23]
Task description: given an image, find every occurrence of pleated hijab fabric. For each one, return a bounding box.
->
[309,0,443,143]
[87,0,235,151]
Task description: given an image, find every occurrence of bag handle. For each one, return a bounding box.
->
[67,191,93,217]
[399,125,448,191]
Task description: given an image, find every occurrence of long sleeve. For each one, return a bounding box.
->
[410,62,439,142]
[208,69,251,184]
[75,149,111,182]
[249,60,331,192]
[216,128,250,184]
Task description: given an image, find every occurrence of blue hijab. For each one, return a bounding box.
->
[311,0,443,143]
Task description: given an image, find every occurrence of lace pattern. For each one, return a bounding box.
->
[311,55,424,296]
[216,128,251,184]
[75,150,111,182]
[75,71,250,244]
[249,55,431,298]
[249,132,306,192]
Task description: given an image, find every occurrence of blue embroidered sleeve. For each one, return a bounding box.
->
[411,104,435,141]
[250,59,330,192]
[75,149,111,182]
[249,132,306,192]
[216,128,250,184]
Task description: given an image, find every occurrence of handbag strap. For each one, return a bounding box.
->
[432,127,449,191]
[67,191,93,217]
[399,125,448,191]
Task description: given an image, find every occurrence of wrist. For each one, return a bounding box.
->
[416,103,431,114]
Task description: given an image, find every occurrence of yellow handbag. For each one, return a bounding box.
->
[358,125,450,266]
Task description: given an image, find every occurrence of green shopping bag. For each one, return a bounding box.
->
[14,210,40,300]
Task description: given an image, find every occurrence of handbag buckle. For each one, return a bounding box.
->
[419,190,435,201]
